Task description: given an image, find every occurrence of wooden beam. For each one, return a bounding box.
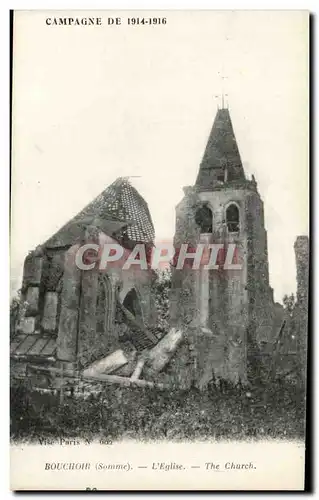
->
[146,328,183,373]
[27,362,170,390]
[82,349,128,377]
[130,358,145,381]
[27,364,77,377]
[117,300,158,344]
[82,372,167,389]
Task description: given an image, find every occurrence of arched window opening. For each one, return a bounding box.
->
[195,204,213,233]
[123,288,143,325]
[226,204,240,233]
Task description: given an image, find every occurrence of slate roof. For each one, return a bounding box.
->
[43,178,155,249]
[196,108,246,189]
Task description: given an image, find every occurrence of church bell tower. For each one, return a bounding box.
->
[171,106,274,385]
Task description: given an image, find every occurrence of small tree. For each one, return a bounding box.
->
[282,293,298,360]
[283,293,296,317]
[152,268,171,335]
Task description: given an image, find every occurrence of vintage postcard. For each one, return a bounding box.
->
[10,10,309,491]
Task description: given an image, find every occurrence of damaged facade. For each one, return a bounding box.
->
[170,107,277,385]
[11,107,308,391]
[10,178,160,388]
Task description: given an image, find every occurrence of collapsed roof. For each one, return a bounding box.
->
[43,177,155,249]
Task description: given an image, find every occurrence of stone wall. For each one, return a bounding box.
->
[15,226,156,377]
[18,246,66,340]
[56,245,82,362]
[19,249,44,334]
[293,236,309,383]
[171,186,250,382]
[57,231,156,369]
[245,192,274,347]
[170,181,277,385]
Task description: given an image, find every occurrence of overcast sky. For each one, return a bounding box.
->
[11,10,308,302]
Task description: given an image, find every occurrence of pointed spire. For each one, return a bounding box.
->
[196,108,246,189]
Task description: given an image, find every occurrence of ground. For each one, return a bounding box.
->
[11,379,305,443]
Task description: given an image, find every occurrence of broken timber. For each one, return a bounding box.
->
[116,299,158,347]
[82,372,168,389]
[130,357,146,381]
[82,349,130,377]
[27,363,169,391]
[26,320,183,392]
[145,328,183,374]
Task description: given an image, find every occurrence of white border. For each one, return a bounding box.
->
[1,2,316,499]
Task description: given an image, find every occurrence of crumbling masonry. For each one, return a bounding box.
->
[10,107,308,391]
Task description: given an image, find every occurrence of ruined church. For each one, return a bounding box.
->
[11,106,301,390]
[170,107,276,385]
[10,179,159,386]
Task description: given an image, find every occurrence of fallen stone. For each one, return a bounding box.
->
[145,328,183,374]
[19,317,36,334]
[82,349,129,377]
[113,350,137,377]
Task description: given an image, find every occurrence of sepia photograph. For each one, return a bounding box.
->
[9,10,309,490]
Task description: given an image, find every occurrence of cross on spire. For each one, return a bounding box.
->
[216,71,229,109]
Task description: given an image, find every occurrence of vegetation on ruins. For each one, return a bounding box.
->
[152,268,171,335]
[10,268,307,443]
[10,377,305,443]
